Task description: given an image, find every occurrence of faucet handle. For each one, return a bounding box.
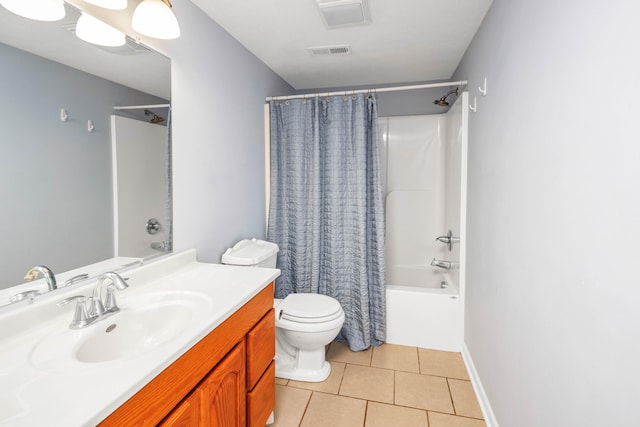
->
[87,296,106,319]
[58,296,95,329]
[103,284,121,314]
[63,274,89,287]
[435,230,459,252]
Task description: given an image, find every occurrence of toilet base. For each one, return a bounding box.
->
[275,357,331,382]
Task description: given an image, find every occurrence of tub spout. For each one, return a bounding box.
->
[24,265,57,291]
[430,258,452,270]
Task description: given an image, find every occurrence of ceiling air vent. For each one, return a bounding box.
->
[308,45,352,56]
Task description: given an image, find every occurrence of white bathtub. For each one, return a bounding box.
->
[385,266,462,351]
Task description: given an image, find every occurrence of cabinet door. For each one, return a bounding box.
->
[158,391,201,427]
[200,341,247,427]
[247,361,275,427]
[246,309,275,391]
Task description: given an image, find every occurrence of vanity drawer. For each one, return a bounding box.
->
[246,308,275,390]
[247,361,275,427]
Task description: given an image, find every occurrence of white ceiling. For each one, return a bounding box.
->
[0,1,170,100]
[191,0,493,90]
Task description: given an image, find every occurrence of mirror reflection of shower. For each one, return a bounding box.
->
[111,112,170,258]
[144,109,165,123]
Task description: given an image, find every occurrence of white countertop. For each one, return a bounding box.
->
[0,249,280,426]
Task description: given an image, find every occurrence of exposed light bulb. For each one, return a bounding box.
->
[0,0,65,21]
[76,12,126,47]
[83,0,127,10]
[132,0,180,40]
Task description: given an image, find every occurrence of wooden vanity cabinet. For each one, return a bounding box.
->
[99,283,275,427]
[246,309,276,427]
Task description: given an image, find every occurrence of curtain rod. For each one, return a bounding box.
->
[265,80,467,102]
[113,103,170,110]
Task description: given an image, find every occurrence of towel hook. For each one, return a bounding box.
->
[469,96,477,113]
[478,77,488,96]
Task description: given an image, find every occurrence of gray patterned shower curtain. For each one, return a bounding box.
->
[267,94,386,351]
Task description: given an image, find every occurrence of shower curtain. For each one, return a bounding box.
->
[267,94,386,351]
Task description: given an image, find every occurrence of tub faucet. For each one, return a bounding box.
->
[430,258,452,271]
[24,265,57,291]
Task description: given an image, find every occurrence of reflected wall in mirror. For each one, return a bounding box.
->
[0,2,172,294]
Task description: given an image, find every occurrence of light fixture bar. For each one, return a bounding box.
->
[83,0,127,10]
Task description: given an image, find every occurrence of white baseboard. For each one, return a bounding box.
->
[461,343,499,427]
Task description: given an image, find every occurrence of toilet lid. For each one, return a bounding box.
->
[279,293,343,323]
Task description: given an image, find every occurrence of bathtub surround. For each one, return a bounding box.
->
[267,94,386,351]
[381,93,468,352]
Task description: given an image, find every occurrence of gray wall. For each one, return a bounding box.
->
[0,43,166,288]
[135,2,295,263]
[453,1,640,425]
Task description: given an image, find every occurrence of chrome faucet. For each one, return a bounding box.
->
[58,272,129,329]
[24,265,57,291]
[430,258,452,270]
[89,272,129,318]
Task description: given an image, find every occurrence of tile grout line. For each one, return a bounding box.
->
[337,361,347,396]
[445,376,486,421]
[446,377,459,417]
[362,400,369,427]
[392,368,396,406]
[428,409,486,422]
[298,390,314,427]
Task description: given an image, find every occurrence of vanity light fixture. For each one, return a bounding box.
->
[83,0,127,10]
[76,12,126,47]
[132,0,180,40]
[0,0,65,21]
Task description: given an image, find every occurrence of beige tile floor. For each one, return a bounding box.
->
[272,341,486,427]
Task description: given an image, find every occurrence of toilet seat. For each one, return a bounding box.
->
[277,293,343,324]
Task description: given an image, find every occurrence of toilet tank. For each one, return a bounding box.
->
[221,238,279,268]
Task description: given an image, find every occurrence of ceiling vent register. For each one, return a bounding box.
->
[308,45,352,56]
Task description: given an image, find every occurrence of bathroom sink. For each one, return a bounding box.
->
[75,303,193,363]
[30,290,213,370]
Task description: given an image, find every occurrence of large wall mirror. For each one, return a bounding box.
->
[0,2,172,298]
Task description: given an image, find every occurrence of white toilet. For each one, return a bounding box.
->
[222,238,345,382]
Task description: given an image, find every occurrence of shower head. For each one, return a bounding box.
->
[144,109,165,124]
[433,88,459,107]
